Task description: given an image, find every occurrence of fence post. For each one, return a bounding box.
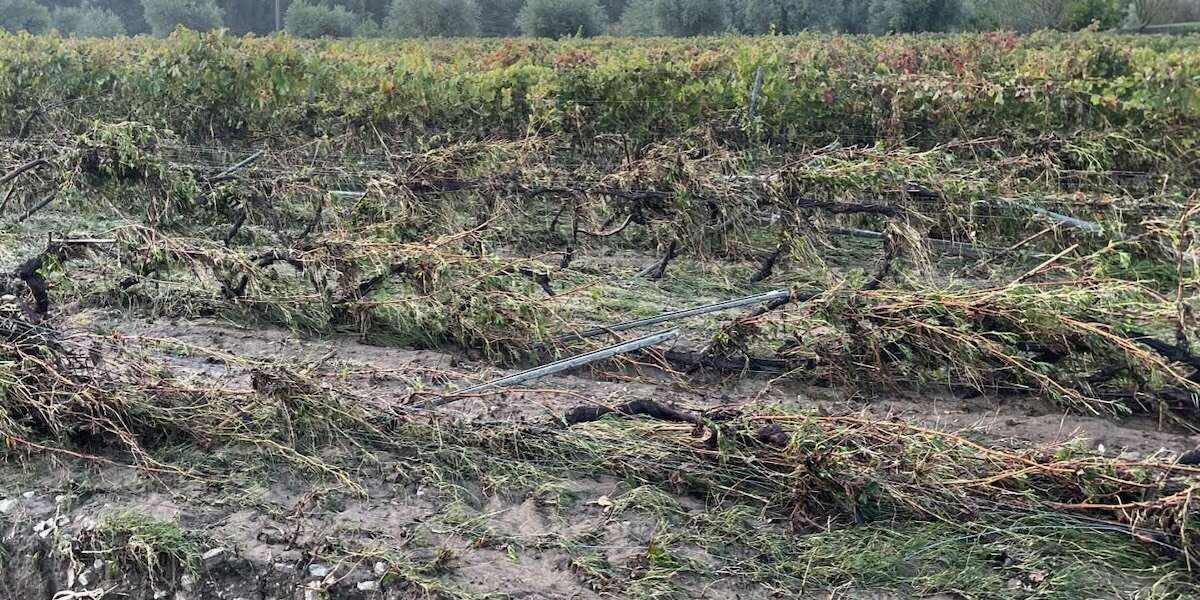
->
[747,64,765,122]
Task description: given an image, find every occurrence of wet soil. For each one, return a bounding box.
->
[2,311,1194,599]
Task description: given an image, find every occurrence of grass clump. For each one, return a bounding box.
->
[88,512,213,584]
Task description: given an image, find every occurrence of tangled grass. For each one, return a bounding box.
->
[2,114,1200,596]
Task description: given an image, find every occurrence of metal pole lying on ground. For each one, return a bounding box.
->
[554,290,792,344]
[1001,198,1117,238]
[209,150,265,183]
[434,327,681,406]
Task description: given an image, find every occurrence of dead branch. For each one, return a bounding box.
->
[342,262,413,303]
[12,194,56,224]
[558,247,575,270]
[516,268,555,297]
[639,239,679,280]
[1127,329,1200,375]
[863,233,898,291]
[0,184,16,215]
[221,250,306,299]
[0,157,49,186]
[656,349,792,373]
[224,208,247,246]
[750,243,786,283]
[579,214,634,238]
[10,241,78,316]
[13,255,51,316]
[293,197,325,243]
[548,201,569,233]
[563,399,701,426]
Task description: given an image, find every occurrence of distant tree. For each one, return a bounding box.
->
[285,1,357,37]
[106,0,150,34]
[1012,0,1109,30]
[724,0,747,31]
[600,0,628,21]
[743,0,816,34]
[653,0,726,35]
[868,0,964,33]
[517,0,607,37]
[353,15,385,36]
[329,0,394,23]
[1176,0,1200,21]
[142,0,224,36]
[52,2,127,37]
[615,0,661,34]
[386,0,480,36]
[1122,0,1179,30]
[479,0,524,35]
[0,0,51,34]
[1018,0,1069,29]
[212,0,272,34]
[831,0,871,32]
[963,0,1015,29]
[1061,0,1120,29]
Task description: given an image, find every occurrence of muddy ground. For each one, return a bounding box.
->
[3,310,1195,600]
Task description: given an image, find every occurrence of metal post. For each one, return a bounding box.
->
[435,328,681,405]
[554,290,792,344]
[1003,198,1108,235]
[748,65,765,121]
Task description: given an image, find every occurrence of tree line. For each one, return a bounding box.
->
[0,0,1196,38]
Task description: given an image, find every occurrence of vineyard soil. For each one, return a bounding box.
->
[4,30,1200,600]
[1,313,1194,600]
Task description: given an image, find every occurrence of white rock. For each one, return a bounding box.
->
[373,562,388,576]
[33,517,61,538]
[308,564,329,578]
[22,491,34,499]
[78,570,91,587]
[0,499,18,514]
[180,573,196,592]
[356,581,378,592]
[93,559,104,570]
[202,547,226,564]
[153,591,169,600]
